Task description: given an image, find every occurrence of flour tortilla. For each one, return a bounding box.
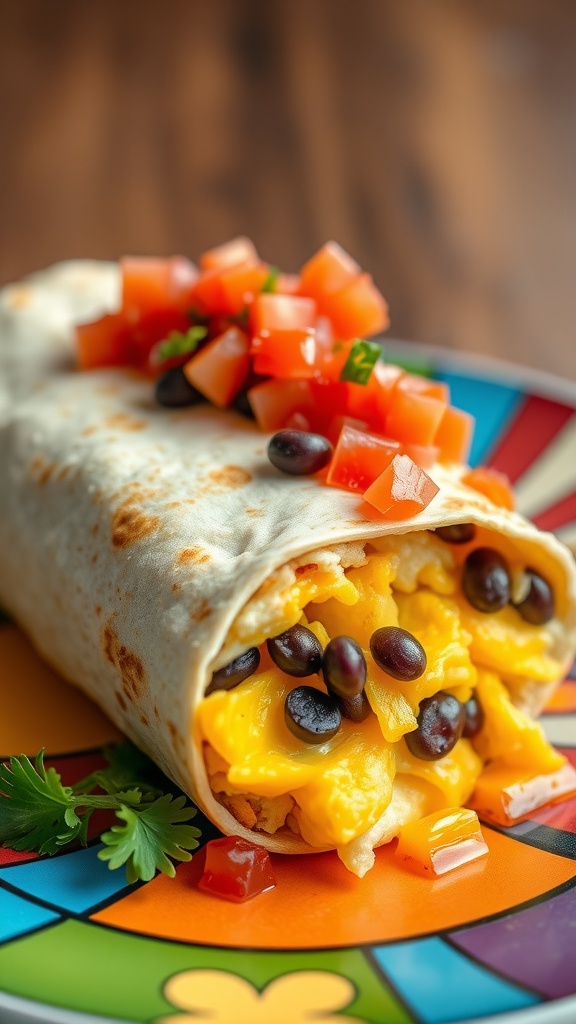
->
[1,261,575,856]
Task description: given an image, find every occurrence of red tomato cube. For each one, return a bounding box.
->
[121,256,197,322]
[251,328,318,378]
[247,378,316,432]
[385,388,447,446]
[401,443,440,470]
[396,372,450,403]
[252,293,317,335]
[218,263,270,315]
[326,425,400,492]
[184,327,250,407]
[323,273,389,340]
[435,406,474,465]
[198,836,276,903]
[299,241,360,301]
[76,313,130,369]
[199,236,259,271]
[363,454,440,519]
[461,467,515,510]
[326,414,369,446]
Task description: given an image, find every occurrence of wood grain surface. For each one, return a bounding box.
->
[1,0,575,378]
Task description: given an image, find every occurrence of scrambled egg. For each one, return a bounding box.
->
[196,531,564,865]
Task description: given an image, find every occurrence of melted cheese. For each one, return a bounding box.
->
[197,531,565,859]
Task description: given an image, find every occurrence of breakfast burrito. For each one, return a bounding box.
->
[1,259,576,878]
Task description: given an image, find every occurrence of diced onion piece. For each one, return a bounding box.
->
[462,467,515,511]
[326,425,399,492]
[363,454,440,519]
[247,378,316,432]
[183,326,250,407]
[469,761,576,827]
[199,236,259,271]
[324,273,389,340]
[395,807,488,878]
[385,388,447,446]
[121,256,197,322]
[435,406,474,464]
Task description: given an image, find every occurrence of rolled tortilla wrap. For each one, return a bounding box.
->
[1,261,575,875]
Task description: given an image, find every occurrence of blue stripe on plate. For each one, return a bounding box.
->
[0,886,59,942]
[0,845,133,914]
[371,936,539,1023]
[435,372,523,466]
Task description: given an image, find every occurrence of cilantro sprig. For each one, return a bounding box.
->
[151,325,208,365]
[0,746,201,882]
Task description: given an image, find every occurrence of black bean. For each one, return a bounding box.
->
[267,625,323,677]
[205,647,261,695]
[231,388,255,420]
[322,636,367,698]
[370,626,427,681]
[405,691,466,760]
[155,366,205,408]
[338,690,372,723]
[462,695,485,739]
[513,569,555,626]
[285,686,341,743]
[435,523,476,545]
[462,547,511,613]
[268,430,333,476]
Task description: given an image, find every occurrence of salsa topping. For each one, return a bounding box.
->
[198,835,276,902]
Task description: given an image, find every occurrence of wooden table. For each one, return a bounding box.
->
[1,0,575,378]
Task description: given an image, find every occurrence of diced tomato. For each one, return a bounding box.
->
[188,267,227,315]
[218,263,269,315]
[373,364,405,419]
[396,373,450,403]
[298,241,360,302]
[395,807,488,878]
[314,320,355,381]
[251,293,317,336]
[326,425,400,492]
[435,406,474,465]
[183,326,250,407]
[198,836,275,903]
[326,414,369,446]
[252,328,318,378]
[461,467,515,511]
[132,309,194,372]
[247,378,316,432]
[76,313,130,369]
[276,272,300,294]
[322,273,389,340]
[121,256,197,323]
[401,443,439,470]
[309,378,349,428]
[363,454,440,519]
[199,236,259,272]
[385,388,447,446]
[284,410,313,431]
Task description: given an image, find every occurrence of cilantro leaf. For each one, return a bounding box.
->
[261,265,280,293]
[340,339,382,385]
[151,326,207,365]
[0,752,82,854]
[98,794,201,883]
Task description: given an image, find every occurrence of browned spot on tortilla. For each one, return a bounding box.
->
[176,546,211,567]
[111,496,160,548]
[38,463,54,486]
[91,523,100,537]
[115,691,128,712]
[95,605,102,617]
[81,425,99,436]
[104,412,146,432]
[208,465,251,490]
[171,582,182,593]
[28,456,53,484]
[192,598,211,623]
[245,507,265,517]
[140,713,149,726]
[6,286,30,308]
[154,704,160,720]
[57,465,71,481]
[102,618,146,702]
[91,553,99,564]
[95,383,121,395]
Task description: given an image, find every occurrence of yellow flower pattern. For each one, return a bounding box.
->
[158,968,366,1024]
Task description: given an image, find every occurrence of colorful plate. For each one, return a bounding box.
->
[1,344,576,1024]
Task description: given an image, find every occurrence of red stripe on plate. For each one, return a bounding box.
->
[532,489,576,531]
[487,396,573,483]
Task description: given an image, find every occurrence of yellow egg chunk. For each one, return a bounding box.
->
[309,554,398,649]
[455,597,561,683]
[395,806,488,877]
[292,716,396,847]
[372,532,457,595]
[395,591,477,710]
[396,738,483,808]
[365,659,418,742]
[474,668,566,773]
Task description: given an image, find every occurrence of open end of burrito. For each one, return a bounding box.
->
[195,523,576,877]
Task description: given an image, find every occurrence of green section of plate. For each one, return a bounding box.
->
[0,918,412,1023]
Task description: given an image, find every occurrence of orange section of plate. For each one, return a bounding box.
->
[91,827,575,950]
[0,625,122,755]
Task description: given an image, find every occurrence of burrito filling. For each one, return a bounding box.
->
[197,526,570,876]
